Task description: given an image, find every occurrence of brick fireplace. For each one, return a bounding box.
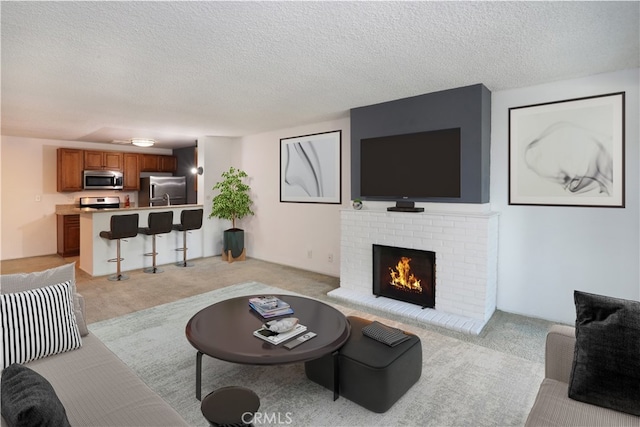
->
[328,207,499,335]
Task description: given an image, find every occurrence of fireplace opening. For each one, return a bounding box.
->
[373,244,435,308]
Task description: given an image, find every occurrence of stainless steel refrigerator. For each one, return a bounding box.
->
[138,176,187,207]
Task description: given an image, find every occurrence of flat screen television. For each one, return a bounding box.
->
[359,127,461,200]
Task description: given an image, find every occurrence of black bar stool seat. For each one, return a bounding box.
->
[139,211,173,274]
[173,208,203,267]
[99,213,139,281]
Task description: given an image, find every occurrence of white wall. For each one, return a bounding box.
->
[491,68,640,324]
[0,137,171,261]
[238,118,350,276]
[198,136,240,257]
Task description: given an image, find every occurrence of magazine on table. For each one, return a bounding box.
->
[248,296,290,312]
[253,323,307,345]
[249,296,294,318]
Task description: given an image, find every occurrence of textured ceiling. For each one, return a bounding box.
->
[2,1,639,149]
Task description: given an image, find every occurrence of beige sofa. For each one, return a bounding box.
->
[526,325,640,426]
[1,264,189,426]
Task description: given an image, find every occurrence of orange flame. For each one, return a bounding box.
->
[389,257,422,292]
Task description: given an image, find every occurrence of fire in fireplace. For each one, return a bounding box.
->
[373,244,435,308]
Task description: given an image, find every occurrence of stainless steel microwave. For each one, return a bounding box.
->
[83,170,123,190]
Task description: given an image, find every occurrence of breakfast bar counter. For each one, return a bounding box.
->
[78,204,204,277]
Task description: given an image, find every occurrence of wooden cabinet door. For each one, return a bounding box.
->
[123,153,140,190]
[65,215,80,255]
[159,155,177,173]
[83,150,104,170]
[140,154,159,171]
[57,148,84,192]
[57,215,80,257]
[104,152,123,170]
[84,150,123,170]
[139,154,177,172]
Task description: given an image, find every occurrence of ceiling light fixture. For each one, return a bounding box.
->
[130,138,155,147]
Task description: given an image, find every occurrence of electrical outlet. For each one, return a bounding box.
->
[328,253,334,263]
[307,250,312,259]
[35,195,42,202]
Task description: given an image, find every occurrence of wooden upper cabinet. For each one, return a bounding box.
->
[57,148,84,192]
[104,151,123,170]
[140,154,159,172]
[84,150,123,171]
[140,154,177,173]
[57,148,172,192]
[159,155,177,173]
[122,153,140,190]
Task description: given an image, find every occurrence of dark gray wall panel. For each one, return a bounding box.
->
[173,145,198,204]
[351,84,491,203]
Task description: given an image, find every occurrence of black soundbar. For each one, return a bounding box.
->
[387,207,424,212]
[386,201,424,213]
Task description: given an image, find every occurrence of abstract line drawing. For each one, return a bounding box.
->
[524,122,613,196]
[284,141,324,197]
[280,130,341,204]
[509,92,624,208]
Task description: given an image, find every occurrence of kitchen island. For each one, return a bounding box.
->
[78,205,204,277]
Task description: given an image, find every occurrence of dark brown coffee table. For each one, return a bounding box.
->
[186,295,350,400]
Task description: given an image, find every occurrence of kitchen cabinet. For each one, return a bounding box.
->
[58,148,174,192]
[123,153,140,190]
[57,148,84,192]
[140,154,159,171]
[84,150,123,171]
[57,214,80,257]
[140,154,177,173]
[159,155,177,173]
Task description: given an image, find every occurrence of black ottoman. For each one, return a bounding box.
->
[305,316,422,413]
[201,386,260,426]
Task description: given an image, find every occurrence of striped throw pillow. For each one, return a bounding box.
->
[1,281,82,369]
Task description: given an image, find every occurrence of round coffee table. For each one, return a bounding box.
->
[186,294,350,400]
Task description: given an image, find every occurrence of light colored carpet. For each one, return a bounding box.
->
[89,282,544,427]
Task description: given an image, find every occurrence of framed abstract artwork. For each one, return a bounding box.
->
[509,92,625,207]
[280,130,342,204]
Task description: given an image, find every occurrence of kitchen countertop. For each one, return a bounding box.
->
[55,204,80,215]
[56,204,203,215]
[76,204,205,277]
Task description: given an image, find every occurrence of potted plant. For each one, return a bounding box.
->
[209,167,255,262]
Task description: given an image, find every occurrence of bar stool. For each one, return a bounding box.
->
[173,208,203,267]
[99,213,139,281]
[139,211,173,274]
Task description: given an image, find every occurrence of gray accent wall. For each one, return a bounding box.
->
[351,83,491,203]
[173,145,198,204]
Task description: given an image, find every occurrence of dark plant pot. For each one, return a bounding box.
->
[223,228,244,259]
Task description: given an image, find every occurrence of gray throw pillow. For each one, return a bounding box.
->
[568,290,640,416]
[362,320,411,347]
[1,363,71,427]
[0,262,88,336]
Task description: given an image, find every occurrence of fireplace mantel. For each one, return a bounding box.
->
[329,208,499,335]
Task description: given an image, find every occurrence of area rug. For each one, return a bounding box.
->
[89,282,543,427]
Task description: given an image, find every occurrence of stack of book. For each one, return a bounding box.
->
[248,296,294,318]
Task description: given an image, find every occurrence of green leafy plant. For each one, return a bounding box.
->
[208,167,255,229]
